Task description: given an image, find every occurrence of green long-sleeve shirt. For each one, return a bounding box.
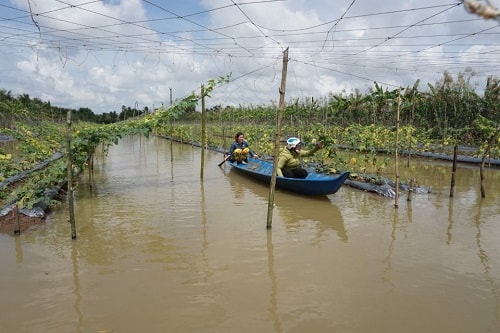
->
[276,146,319,177]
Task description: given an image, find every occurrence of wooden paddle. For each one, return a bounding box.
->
[218,154,230,166]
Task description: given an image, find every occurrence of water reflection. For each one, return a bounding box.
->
[278,195,347,243]
[473,199,500,321]
[200,179,209,284]
[15,233,23,263]
[224,167,347,242]
[2,136,500,333]
[447,198,454,245]
[382,210,398,291]
[266,230,283,333]
[71,241,83,333]
[64,137,200,270]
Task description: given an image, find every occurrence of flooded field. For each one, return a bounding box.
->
[0,136,498,333]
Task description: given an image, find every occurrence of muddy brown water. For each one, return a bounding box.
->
[0,136,499,333]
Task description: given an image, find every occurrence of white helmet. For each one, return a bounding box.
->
[286,137,301,149]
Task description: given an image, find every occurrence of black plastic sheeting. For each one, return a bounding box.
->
[416,151,500,165]
[336,144,500,166]
[0,152,65,218]
[168,137,500,166]
[0,135,14,142]
[0,186,61,218]
[336,144,497,197]
[344,179,432,198]
[0,151,64,190]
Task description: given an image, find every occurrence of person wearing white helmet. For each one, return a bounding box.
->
[276,137,323,178]
[227,131,258,165]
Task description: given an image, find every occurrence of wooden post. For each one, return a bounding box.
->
[407,101,416,167]
[222,128,226,153]
[200,84,206,179]
[394,88,401,208]
[88,152,94,190]
[450,145,458,197]
[13,204,21,235]
[66,111,77,239]
[407,177,415,201]
[267,47,289,229]
[480,125,499,198]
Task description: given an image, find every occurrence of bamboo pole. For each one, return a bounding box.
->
[66,111,76,239]
[394,88,401,208]
[222,128,226,154]
[480,125,499,198]
[407,177,415,201]
[450,145,458,197]
[407,100,416,167]
[267,47,289,229]
[88,152,95,191]
[200,84,206,179]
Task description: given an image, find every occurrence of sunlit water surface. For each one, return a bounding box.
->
[0,136,499,333]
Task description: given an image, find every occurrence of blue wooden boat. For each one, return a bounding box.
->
[228,157,350,196]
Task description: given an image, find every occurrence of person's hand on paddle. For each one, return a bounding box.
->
[218,153,230,166]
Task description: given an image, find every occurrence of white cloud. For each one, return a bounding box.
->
[1,0,498,113]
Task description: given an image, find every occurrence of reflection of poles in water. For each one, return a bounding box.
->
[71,242,83,333]
[382,209,400,291]
[474,200,500,320]
[447,198,454,245]
[87,161,97,197]
[128,134,146,164]
[170,139,174,166]
[155,131,160,172]
[14,232,23,263]
[266,230,283,333]
[407,178,415,201]
[139,135,147,166]
[169,141,176,219]
[200,180,209,282]
[407,199,413,226]
[88,140,106,193]
[13,204,21,235]
[230,172,347,242]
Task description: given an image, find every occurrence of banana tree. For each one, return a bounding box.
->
[367,82,400,126]
[474,115,500,198]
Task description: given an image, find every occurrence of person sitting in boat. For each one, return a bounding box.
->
[277,137,323,178]
[227,132,258,164]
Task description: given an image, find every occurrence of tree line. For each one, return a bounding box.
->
[0,90,149,127]
[200,72,498,147]
[1,71,498,147]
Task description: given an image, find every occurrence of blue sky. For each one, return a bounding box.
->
[0,0,499,114]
